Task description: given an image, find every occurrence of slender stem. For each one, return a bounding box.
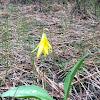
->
[49,29,61,100]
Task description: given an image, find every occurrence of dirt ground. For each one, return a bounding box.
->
[0,1,100,100]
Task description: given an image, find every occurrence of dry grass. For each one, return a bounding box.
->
[0,1,100,100]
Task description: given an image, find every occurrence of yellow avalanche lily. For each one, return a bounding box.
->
[32,33,52,58]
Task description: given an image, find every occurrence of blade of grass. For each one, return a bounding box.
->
[64,54,88,100]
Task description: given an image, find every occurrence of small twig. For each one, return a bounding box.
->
[34,63,64,96]
[0,77,10,90]
[72,72,99,85]
[52,75,54,97]
[77,72,83,100]
[83,68,100,84]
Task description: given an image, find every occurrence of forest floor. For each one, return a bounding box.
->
[0,1,100,100]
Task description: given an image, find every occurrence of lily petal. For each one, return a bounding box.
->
[31,44,39,53]
[43,45,49,55]
[37,41,44,58]
[48,42,52,51]
[32,32,52,58]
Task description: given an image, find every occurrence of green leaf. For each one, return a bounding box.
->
[1,85,54,100]
[64,54,88,100]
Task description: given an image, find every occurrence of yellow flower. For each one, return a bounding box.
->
[32,33,52,58]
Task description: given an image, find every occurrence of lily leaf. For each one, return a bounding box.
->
[1,85,54,100]
[64,54,88,100]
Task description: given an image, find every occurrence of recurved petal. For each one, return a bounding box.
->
[48,42,52,51]
[31,45,39,53]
